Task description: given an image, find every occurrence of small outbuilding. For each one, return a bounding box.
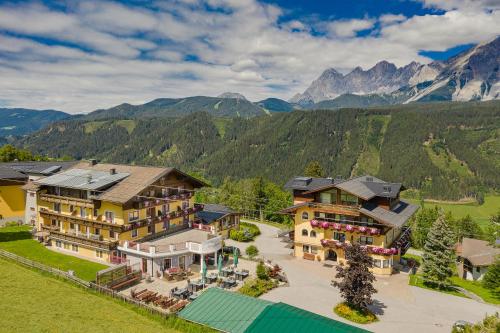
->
[456,237,500,281]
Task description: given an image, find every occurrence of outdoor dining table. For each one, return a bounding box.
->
[207,273,218,283]
[222,277,236,289]
[173,287,189,299]
[234,270,249,281]
[190,279,205,292]
[221,267,234,277]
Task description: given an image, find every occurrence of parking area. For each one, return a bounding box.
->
[227,221,499,333]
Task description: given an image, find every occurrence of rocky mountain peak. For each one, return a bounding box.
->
[218,92,247,100]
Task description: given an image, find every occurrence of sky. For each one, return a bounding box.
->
[0,0,499,114]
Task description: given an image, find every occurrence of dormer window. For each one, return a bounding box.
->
[302,212,309,220]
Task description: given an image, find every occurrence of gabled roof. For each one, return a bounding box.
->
[246,302,370,333]
[35,162,207,204]
[284,176,336,192]
[459,238,500,267]
[195,204,240,225]
[2,161,77,176]
[360,200,419,228]
[179,288,370,333]
[0,165,26,181]
[179,287,272,333]
[302,175,403,200]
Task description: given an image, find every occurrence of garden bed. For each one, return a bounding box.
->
[333,303,378,324]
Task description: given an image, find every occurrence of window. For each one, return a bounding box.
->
[476,267,480,273]
[109,230,115,239]
[359,236,373,245]
[302,229,308,236]
[128,211,139,222]
[310,246,318,254]
[80,207,86,218]
[105,211,114,223]
[340,192,358,206]
[55,240,62,248]
[93,208,98,217]
[95,228,100,235]
[162,204,168,215]
[301,212,309,220]
[30,192,35,197]
[69,223,75,230]
[131,229,138,238]
[302,245,310,253]
[163,221,169,230]
[373,259,382,268]
[54,203,61,213]
[63,243,70,250]
[310,230,317,238]
[147,225,153,234]
[383,259,391,268]
[96,250,103,258]
[333,232,346,242]
[69,205,74,213]
[71,244,79,252]
[320,192,333,204]
[146,207,155,218]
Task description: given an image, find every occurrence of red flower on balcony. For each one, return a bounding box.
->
[310,219,319,227]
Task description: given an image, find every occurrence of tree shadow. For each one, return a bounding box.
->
[0,230,32,242]
[368,299,387,316]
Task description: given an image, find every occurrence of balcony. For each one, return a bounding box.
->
[310,219,381,235]
[39,208,123,233]
[132,192,194,209]
[39,193,94,208]
[309,202,361,216]
[42,225,118,250]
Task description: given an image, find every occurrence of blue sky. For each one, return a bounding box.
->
[0,0,498,113]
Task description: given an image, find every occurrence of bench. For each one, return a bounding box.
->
[110,276,141,291]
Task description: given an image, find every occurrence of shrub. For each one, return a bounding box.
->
[245,245,259,259]
[238,278,278,297]
[229,223,261,242]
[256,262,269,280]
[4,221,21,227]
[452,313,499,333]
[333,302,378,324]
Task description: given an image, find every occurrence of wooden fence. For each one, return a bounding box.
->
[0,249,170,317]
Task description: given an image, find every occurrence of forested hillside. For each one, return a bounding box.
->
[19,101,500,200]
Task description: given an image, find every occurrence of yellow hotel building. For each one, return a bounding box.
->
[33,160,205,263]
[282,175,418,275]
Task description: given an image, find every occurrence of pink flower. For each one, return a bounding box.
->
[345,225,354,232]
[333,223,341,230]
[370,228,379,235]
[359,226,367,233]
[310,220,319,227]
[321,221,330,229]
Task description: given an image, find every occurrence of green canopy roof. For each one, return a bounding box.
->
[179,288,371,333]
[179,288,272,333]
[245,302,371,333]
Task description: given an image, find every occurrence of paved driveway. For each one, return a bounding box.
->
[227,221,499,333]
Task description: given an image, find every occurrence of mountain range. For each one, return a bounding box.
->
[291,36,499,106]
[0,108,70,137]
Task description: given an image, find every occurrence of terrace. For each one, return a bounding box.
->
[41,225,118,250]
[40,208,123,233]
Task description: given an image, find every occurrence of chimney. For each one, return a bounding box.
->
[366,176,373,182]
[87,174,92,183]
[88,159,97,166]
[109,168,116,175]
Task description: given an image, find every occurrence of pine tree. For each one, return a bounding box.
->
[304,160,325,178]
[482,258,500,291]
[421,214,456,288]
[333,243,377,310]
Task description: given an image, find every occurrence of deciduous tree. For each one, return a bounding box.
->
[332,243,377,310]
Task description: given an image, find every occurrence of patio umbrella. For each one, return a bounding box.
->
[201,259,207,287]
[218,253,223,276]
[233,247,238,268]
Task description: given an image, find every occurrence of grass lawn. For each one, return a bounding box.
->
[406,195,500,228]
[0,258,212,333]
[0,226,107,281]
[450,276,500,305]
[409,274,467,298]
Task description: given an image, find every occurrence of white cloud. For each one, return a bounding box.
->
[327,18,376,38]
[0,0,497,113]
[379,14,407,25]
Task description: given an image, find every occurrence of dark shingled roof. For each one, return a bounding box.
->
[0,166,27,180]
[2,161,77,176]
[360,200,419,228]
[196,204,239,225]
[284,176,336,191]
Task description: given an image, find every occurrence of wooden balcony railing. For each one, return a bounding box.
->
[42,225,118,250]
[309,202,361,216]
[39,208,123,233]
[39,193,94,208]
